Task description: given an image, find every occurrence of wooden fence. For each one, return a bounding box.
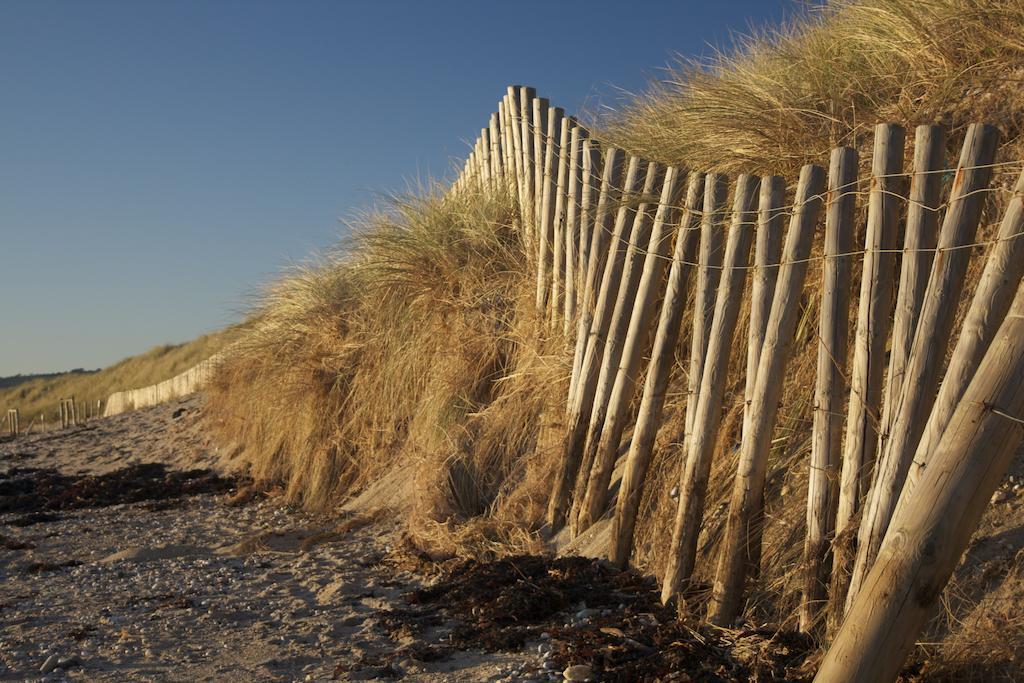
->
[103,353,223,416]
[452,85,1024,683]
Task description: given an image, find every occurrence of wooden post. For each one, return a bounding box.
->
[72,396,78,426]
[829,124,906,619]
[682,175,728,449]
[816,280,1024,683]
[535,105,563,315]
[531,97,549,243]
[570,162,662,535]
[661,174,759,601]
[799,147,858,633]
[566,146,622,412]
[576,139,601,314]
[59,399,66,429]
[548,154,641,529]
[550,117,572,327]
[575,165,685,534]
[513,86,535,256]
[876,126,945,456]
[897,166,1024,517]
[563,126,584,333]
[743,177,786,439]
[489,112,501,184]
[609,172,705,568]
[848,123,999,610]
[708,163,826,626]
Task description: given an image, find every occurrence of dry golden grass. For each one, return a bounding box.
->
[0,330,232,427]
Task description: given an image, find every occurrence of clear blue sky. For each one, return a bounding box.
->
[0,0,803,376]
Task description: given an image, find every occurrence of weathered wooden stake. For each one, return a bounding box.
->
[532,97,550,244]
[743,177,786,439]
[535,105,562,315]
[816,279,1024,683]
[708,163,826,626]
[829,124,906,619]
[566,147,622,413]
[569,160,659,535]
[550,117,572,327]
[563,126,584,333]
[896,166,1024,518]
[548,154,641,529]
[799,147,857,633]
[575,165,685,534]
[848,123,999,610]
[661,174,759,601]
[609,172,705,568]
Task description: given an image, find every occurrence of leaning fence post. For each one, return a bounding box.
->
[549,116,572,327]
[897,165,1024,519]
[661,174,759,601]
[609,172,705,568]
[848,123,999,610]
[575,165,685,535]
[567,146,622,410]
[800,146,857,633]
[548,153,638,529]
[817,279,1024,683]
[708,163,826,626]
[563,126,584,333]
[535,104,562,316]
[829,124,906,619]
[570,162,662,536]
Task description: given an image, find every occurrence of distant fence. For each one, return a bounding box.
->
[103,353,223,417]
[452,85,1024,682]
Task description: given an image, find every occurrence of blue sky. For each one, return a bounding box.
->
[0,0,803,376]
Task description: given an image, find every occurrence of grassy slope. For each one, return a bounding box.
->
[206,0,1024,676]
[0,329,232,426]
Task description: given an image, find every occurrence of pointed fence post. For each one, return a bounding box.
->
[708,163,826,626]
[848,123,999,609]
[800,147,857,633]
[829,124,906,618]
[661,174,759,601]
[609,171,705,568]
[536,105,563,315]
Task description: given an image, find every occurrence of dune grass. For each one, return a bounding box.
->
[0,330,232,428]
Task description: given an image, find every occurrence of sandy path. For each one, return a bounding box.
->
[0,398,540,682]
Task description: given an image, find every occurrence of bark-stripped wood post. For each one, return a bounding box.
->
[848,124,1000,608]
[896,166,1024,518]
[877,126,946,454]
[479,128,490,185]
[515,87,536,256]
[563,126,585,333]
[575,139,601,314]
[568,159,657,535]
[708,163,826,626]
[743,177,786,438]
[59,400,66,429]
[550,117,572,328]
[489,112,501,185]
[800,147,858,633]
[531,97,549,245]
[829,124,906,620]
[535,104,562,315]
[816,280,1024,683]
[566,146,622,412]
[575,166,686,534]
[70,395,78,426]
[549,154,639,529]
[661,174,760,601]
[610,172,706,567]
[681,175,728,450]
